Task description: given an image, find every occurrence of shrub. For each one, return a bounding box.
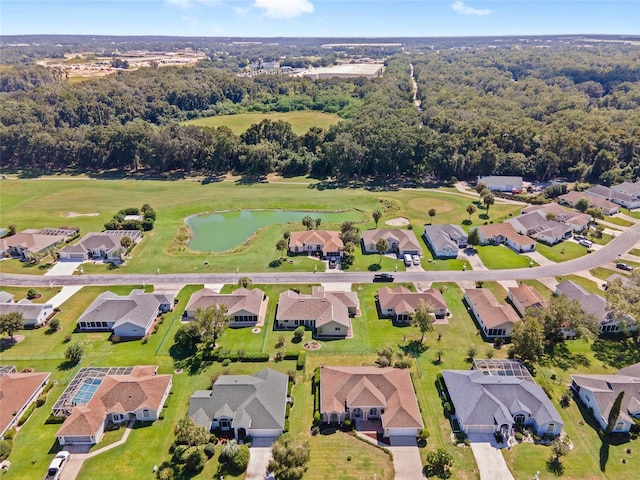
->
[48,318,60,331]
[64,334,72,343]
[111,335,121,344]
[343,419,353,430]
[444,402,453,417]
[297,350,306,370]
[220,440,240,463]
[313,411,321,426]
[141,335,149,344]
[27,288,38,299]
[64,343,84,364]
[3,428,15,441]
[36,393,47,407]
[222,358,231,367]
[18,403,36,426]
[560,390,572,408]
[283,350,299,360]
[293,326,305,340]
[377,356,391,367]
[184,449,206,473]
[515,432,524,442]
[0,440,12,461]
[203,442,216,459]
[240,352,269,362]
[230,445,250,472]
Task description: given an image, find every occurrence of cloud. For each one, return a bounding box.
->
[451,1,492,16]
[253,0,314,19]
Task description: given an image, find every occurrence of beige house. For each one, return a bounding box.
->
[361,229,422,257]
[521,202,590,232]
[184,288,266,327]
[558,190,619,216]
[376,286,448,322]
[0,228,75,260]
[0,366,51,439]
[507,284,547,317]
[320,366,424,438]
[288,230,344,258]
[275,286,358,338]
[56,366,172,446]
[464,289,521,339]
[475,223,536,253]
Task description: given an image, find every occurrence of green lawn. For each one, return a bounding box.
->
[590,267,619,281]
[536,241,586,263]
[0,286,62,303]
[475,245,538,269]
[0,179,522,275]
[521,280,554,302]
[628,249,640,257]
[182,111,343,136]
[604,215,634,227]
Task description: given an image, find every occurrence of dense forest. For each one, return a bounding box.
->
[1,40,639,182]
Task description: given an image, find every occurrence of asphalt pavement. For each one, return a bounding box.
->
[2,222,640,288]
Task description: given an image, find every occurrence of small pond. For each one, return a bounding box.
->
[187,209,361,252]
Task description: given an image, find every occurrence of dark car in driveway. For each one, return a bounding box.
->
[616,262,634,271]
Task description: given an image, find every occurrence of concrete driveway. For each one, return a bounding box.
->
[245,437,276,480]
[468,434,515,480]
[45,261,81,276]
[389,437,424,480]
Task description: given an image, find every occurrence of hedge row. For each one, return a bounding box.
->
[296,350,306,370]
[205,351,269,362]
[17,403,37,426]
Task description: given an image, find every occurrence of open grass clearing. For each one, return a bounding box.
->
[0,285,62,303]
[475,245,538,270]
[182,111,342,136]
[0,179,522,274]
[536,241,586,263]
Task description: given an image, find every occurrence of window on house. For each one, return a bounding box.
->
[142,409,150,418]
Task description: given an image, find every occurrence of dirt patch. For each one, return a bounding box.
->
[385,217,410,226]
[62,212,100,218]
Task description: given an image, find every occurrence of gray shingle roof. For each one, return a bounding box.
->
[442,370,564,430]
[555,280,607,322]
[423,224,467,252]
[77,290,161,329]
[188,369,288,431]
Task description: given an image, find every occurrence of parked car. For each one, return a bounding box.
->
[373,273,394,282]
[574,234,586,241]
[579,239,593,248]
[403,254,412,267]
[45,451,70,480]
[412,255,421,266]
[616,262,634,271]
[328,257,338,269]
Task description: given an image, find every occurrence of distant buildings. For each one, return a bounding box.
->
[294,63,384,80]
[477,176,523,193]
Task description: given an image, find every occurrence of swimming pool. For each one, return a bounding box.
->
[72,377,102,405]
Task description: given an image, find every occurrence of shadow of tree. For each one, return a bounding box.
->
[546,457,565,476]
[599,440,609,472]
[400,340,429,358]
[423,465,452,479]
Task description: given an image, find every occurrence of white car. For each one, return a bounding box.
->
[45,451,70,480]
[578,239,593,248]
[412,255,421,266]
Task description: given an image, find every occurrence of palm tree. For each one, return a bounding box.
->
[375,238,389,264]
[428,208,436,224]
[483,192,495,216]
[372,209,382,228]
[466,204,476,222]
[276,238,288,258]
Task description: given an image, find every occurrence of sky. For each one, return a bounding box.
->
[1,0,638,37]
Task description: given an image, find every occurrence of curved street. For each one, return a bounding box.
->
[2,222,640,288]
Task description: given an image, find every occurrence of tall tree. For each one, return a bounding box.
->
[411,300,435,342]
[530,294,599,342]
[466,204,476,222]
[268,434,310,480]
[606,391,625,434]
[482,192,495,216]
[238,276,253,288]
[509,316,545,365]
[0,312,23,339]
[276,238,288,258]
[195,304,230,350]
[428,208,436,224]
[467,228,481,249]
[372,209,382,228]
[301,215,314,230]
[476,182,488,200]
[375,238,389,264]
[574,197,589,213]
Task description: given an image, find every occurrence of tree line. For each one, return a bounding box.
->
[1,45,638,182]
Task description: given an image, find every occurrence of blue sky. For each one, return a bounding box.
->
[2,1,638,37]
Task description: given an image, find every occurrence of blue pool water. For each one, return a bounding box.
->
[72,377,102,405]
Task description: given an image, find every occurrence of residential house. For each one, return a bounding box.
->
[361,229,422,257]
[275,286,359,338]
[506,211,572,245]
[288,230,344,259]
[571,362,640,433]
[76,290,174,338]
[464,289,521,339]
[555,280,636,335]
[442,369,564,437]
[558,191,619,216]
[475,223,536,253]
[605,273,632,290]
[507,284,547,317]
[0,366,51,439]
[521,203,591,232]
[0,301,54,328]
[423,224,467,259]
[586,183,640,210]
[376,286,448,322]
[477,176,523,193]
[59,230,143,262]
[56,366,172,446]
[0,228,75,260]
[189,368,287,440]
[184,287,265,327]
[320,366,424,438]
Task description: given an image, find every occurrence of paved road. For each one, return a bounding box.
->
[2,222,640,288]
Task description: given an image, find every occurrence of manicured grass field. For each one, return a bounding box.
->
[589,267,618,282]
[0,178,522,274]
[182,111,342,135]
[536,241,586,263]
[604,215,634,227]
[475,245,538,270]
[629,249,640,257]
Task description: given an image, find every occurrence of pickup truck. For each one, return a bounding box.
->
[45,451,70,480]
[373,273,394,282]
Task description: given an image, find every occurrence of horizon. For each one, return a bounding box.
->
[2,1,639,37]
